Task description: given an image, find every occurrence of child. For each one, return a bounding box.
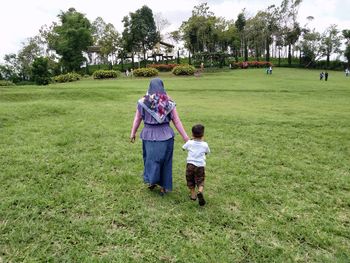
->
[182,124,210,206]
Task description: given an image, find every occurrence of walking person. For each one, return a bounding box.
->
[183,124,210,206]
[325,71,329,81]
[130,78,189,195]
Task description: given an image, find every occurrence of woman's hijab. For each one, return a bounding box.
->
[138,78,176,123]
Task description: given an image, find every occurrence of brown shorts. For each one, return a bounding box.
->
[186,163,205,189]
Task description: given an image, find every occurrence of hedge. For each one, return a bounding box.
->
[0,80,15,86]
[133,68,159,77]
[53,72,81,83]
[229,61,273,69]
[172,65,195,76]
[147,64,179,72]
[93,70,119,79]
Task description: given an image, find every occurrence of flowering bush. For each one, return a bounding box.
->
[230,61,273,69]
[53,72,81,83]
[147,64,179,72]
[133,68,159,77]
[93,70,119,79]
[172,65,195,76]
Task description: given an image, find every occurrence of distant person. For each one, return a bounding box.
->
[269,66,273,74]
[130,68,134,78]
[345,68,349,77]
[320,72,324,80]
[200,62,204,72]
[125,69,129,77]
[325,72,329,81]
[182,124,210,206]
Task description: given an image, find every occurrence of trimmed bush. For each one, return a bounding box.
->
[133,68,158,77]
[172,65,195,76]
[147,64,179,72]
[93,70,119,79]
[229,61,273,69]
[0,80,15,86]
[53,73,81,83]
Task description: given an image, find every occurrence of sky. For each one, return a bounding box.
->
[1,0,350,62]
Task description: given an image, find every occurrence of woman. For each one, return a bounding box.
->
[130,78,189,195]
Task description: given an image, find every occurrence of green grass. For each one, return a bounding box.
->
[1,68,349,262]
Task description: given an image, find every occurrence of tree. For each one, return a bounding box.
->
[48,8,93,72]
[235,11,247,61]
[121,6,159,64]
[321,24,342,68]
[31,57,51,85]
[280,0,302,65]
[299,29,323,67]
[17,36,44,80]
[343,29,350,66]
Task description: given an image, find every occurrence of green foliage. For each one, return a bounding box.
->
[147,64,178,72]
[172,65,195,75]
[92,70,119,79]
[31,57,51,85]
[53,72,81,83]
[48,8,93,72]
[133,67,158,77]
[0,80,15,86]
[122,5,159,60]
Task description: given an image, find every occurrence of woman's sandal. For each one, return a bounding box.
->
[148,184,156,191]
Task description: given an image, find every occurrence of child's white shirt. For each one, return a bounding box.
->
[182,140,210,167]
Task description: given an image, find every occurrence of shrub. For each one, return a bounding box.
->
[53,72,81,83]
[229,61,273,69]
[147,64,179,72]
[172,65,195,76]
[32,57,51,85]
[133,68,158,77]
[0,80,15,86]
[93,70,119,79]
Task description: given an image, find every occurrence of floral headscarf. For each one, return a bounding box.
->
[138,78,176,123]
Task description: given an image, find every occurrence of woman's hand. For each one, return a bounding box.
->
[130,135,136,143]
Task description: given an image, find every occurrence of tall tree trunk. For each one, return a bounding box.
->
[132,52,135,68]
[278,48,281,67]
[265,37,270,62]
[244,38,248,61]
[326,53,330,69]
[288,43,292,65]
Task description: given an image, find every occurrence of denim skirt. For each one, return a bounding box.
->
[142,138,174,191]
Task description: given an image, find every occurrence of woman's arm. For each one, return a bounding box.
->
[172,108,189,142]
[130,109,142,142]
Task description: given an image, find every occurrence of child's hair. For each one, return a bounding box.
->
[192,124,205,138]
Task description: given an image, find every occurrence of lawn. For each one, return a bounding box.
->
[0,68,349,262]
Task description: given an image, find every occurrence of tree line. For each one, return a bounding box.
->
[1,0,350,84]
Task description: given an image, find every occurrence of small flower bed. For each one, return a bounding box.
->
[147,64,179,72]
[172,65,195,76]
[133,68,159,77]
[53,72,81,83]
[230,61,273,69]
[93,70,119,79]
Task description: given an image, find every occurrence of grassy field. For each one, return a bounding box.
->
[0,68,349,262]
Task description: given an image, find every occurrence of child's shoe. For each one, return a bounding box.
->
[197,192,206,206]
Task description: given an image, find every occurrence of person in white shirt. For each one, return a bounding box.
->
[182,124,210,206]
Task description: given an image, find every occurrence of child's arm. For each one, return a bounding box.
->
[130,109,142,143]
[205,143,210,155]
[171,108,189,142]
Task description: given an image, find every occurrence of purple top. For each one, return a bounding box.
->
[138,104,175,141]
